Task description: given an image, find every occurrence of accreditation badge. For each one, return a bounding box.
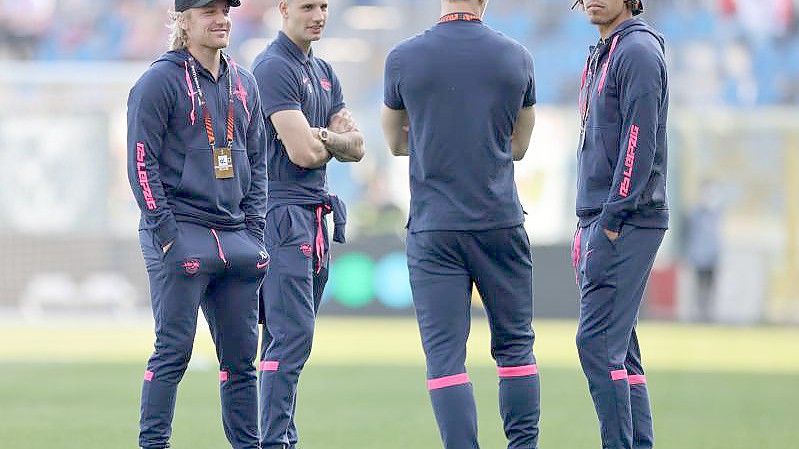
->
[213,146,235,179]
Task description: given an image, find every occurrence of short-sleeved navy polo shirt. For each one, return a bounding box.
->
[385,18,535,232]
[252,31,345,191]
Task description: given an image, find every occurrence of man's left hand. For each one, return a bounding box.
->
[328,109,357,134]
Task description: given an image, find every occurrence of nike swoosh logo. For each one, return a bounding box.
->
[256,261,269,269]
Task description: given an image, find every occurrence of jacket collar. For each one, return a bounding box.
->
[276,31,313,64]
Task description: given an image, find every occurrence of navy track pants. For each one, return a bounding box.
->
[138,222,268,449]
[573,221,665,449]
[259,205,329,449]
[407,225,541,449]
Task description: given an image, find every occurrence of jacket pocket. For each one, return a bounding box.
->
[580,127,615,192]
[213,148,250,211]
[175,147,251,215]
[175,147,215,200]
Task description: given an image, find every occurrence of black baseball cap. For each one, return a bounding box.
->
[175,0,241,12]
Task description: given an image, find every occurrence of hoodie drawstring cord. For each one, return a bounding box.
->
[183,60,197,126]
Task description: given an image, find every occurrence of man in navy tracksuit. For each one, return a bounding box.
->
[571,1,668,448]
[251,1,365,448]
[127,1,267,448]
[382,1,540,448]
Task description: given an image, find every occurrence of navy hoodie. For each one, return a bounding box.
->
[127,50,267,247]
[576,18,669,232]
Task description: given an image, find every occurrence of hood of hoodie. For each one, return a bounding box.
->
[155,49,190,66]
[148,48,252,128]
[608,17,665,52]
[152,49,232,77]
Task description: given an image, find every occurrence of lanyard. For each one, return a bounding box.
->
[439,12,481,23]
[188,55,234,151]
[579,34,620,133]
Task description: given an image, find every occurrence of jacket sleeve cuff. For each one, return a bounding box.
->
[153,219,179,249]
[599,212,624,233]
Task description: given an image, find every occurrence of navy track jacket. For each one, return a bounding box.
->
[577,18,669,232]
[127,50,267,247]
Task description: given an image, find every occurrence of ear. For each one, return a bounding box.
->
[179,11,190,32]
[279,1,290,19]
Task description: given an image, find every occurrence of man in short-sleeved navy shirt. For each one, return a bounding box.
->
[254,31,347,192]
[382,1,540,448]
[251,1,365,448]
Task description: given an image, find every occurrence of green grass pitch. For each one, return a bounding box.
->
[1,318,797,448]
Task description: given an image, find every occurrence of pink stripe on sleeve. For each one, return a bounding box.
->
[219,371,229,382]
[611,369,628,381]
[144,370,154,382]
[427,373,471,391]
[497,364,538,378]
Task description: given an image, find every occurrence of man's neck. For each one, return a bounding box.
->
[440,2,483,19]
[187,45,223,80]
[598,11,633,40]
[284,30,312,56]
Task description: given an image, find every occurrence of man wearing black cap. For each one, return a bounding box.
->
[127,1,266,448]
[570,1,668,449]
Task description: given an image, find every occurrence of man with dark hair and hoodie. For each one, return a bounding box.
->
[570,1,668,448]
[127,1,267,448]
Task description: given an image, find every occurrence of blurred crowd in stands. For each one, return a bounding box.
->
[2,0,796,105]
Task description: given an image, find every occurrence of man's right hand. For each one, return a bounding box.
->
[162,241,174,254]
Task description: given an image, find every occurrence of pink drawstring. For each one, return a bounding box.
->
[597,34,620,94]
[314,206,326,274]
[184,61,197,126]
[210,229,229,268]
